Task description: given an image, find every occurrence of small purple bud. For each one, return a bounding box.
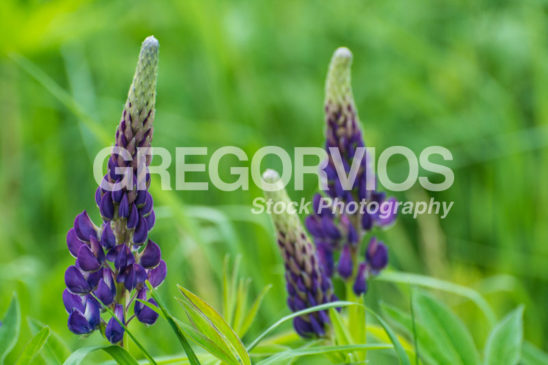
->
[74,211,96,241]
[140,193,153,215]
[105,304,125,344]
[134,289,159,325]
[361,212,373,230]
[133,215,148,244]
[119,193,129,218]
[293,317,313,338]
[112,188,123,204]
[347,222,358,244]
[66,228,84,257]
[135,190,147,205]
[100,192,115,220]
[353,262,368,295]
[65,266,92,294]
[148,260,167,287]
[337,245,353,279]
[366,237,388,272]
[309,315,325,337]
[94,270,115,306]
[127,204,139,229]
[95,187,102,206]
[101,222,116,249]
[140,240,161,268]
[322,215,341,240]
[145,210,155,230]
[376,197,397,226]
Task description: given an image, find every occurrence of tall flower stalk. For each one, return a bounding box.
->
[263,169,336,338]
[306,47,396,298]
[63,36,166,345]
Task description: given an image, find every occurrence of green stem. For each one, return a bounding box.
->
[346,280,366,362]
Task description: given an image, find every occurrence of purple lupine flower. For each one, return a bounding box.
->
[306,47,397,295]
[263,170,335,338]
[63,36,165,343]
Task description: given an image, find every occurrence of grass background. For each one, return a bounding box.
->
[0,0,547,362]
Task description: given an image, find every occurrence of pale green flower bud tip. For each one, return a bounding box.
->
[326,46,354,106]
[262,169,281,184]
[128,36,159,117]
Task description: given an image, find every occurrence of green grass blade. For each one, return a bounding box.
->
[484,306,524,365]
[238,284,272,337]
[63,345,138,365]
[378,271,496,326]
[0,294,21,364]
[16,327,50,365]
[246,300,359,352]
[521,341,548,365]
[256,344,393,365]
[178,285,251,365]
[27,318,71,364]
[145,283,201,365]
[365,306,411,365]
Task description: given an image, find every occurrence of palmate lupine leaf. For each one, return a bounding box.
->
[484,306,524,365]
[62,345,138,365]
[0,294,21,364]
[15,327,50,365]
[412,292,480,365]
[177,285,251,365]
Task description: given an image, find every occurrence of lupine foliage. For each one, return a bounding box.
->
[1,1,548,364]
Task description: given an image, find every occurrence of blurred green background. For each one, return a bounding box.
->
[1,0,547,362]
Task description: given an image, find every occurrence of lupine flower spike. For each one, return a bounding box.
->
[63,36,165,344]
[305,47,396,296]
[263,169,336,338]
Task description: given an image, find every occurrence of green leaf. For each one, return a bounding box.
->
[16,327,50,365]
[176,297,240,365]
[413,292,480,365]
[246,300,359,352]
[256,343,393,365]
[145,283,201,365]
[328,308,353,363]
[379,271,496,326]
[521,341,548,365]
[62,345,138,365]
[178,285,251,365]
[484,306,524,365]
[381,302,451,365]
[0,294,21,364]
[238,284,272,337]
[232,278,250,334]
[365,307,411,365]
[27,318,71,364]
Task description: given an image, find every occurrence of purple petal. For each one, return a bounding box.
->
[145,210,155,231]
[134,289,159,325]
[135,190,147,205]
[361,212,373,231]
[148,260,166,287]
[105,304,125,344]
[322,216,341,240]
[84,295,101,328]
[140,240,161,268]
[293,317,313,338]
[74,211,96,241]
[309,315,325,337]
[112,188,123,204]
[121,264,147,291]
[337,245,353,279]
[76,245,100,272]
[353,262,368,295]
[305,216,324,238]
[89,236,105,263]
[101,222,116,249]
[94,279,114,305]
[133,215,148,244]
[95,187,103,206]
[68,311,93,334]
[66,228,84,257]
[114,244,135,271]
[119,193,129,218]
[127,204,139,229]
[366,238,388,272]
[140,193,153,215]
[65,266,91,294]
[63,289,85,313]
[100,191,115,220]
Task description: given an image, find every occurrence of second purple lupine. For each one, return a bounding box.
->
[63,36,166,344]
[305,48,396,296]
[263,169,336,338]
